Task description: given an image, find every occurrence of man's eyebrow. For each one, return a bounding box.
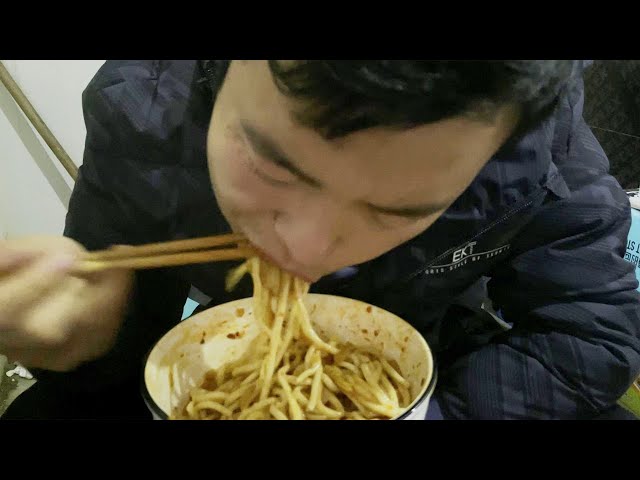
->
[365,201,450,218]
[240,121,323,188]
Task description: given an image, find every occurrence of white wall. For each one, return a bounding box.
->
[0,60,105,238]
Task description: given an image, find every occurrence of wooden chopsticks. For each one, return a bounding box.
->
[75,233,254,273]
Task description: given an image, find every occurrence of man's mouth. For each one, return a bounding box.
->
[248,244,316,284]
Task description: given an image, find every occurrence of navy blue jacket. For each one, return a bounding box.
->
[63,60,640,419]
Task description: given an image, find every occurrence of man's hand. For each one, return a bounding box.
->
[0,236,133,372]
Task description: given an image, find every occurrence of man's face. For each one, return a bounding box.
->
[207,61,518,282]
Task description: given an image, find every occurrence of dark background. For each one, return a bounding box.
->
[584,60,640,190]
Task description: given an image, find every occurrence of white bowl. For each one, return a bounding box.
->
[142,294,436,420]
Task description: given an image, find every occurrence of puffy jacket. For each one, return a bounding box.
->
[60,60,640,419]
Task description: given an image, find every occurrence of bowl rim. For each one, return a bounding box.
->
[141,294,437,420]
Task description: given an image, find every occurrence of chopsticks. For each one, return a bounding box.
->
[75,233,254,273]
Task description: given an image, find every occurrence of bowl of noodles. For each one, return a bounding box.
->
[142,257,436,420]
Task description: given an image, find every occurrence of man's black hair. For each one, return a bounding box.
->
[267,60,579,142]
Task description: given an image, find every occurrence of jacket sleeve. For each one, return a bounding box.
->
[33,61,191,391]
[437,80,640,419]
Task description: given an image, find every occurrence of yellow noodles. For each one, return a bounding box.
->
[173,257,411,420]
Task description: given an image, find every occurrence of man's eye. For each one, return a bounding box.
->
[370,211,417,229]
[251,156,297,185]
[236,130,297,186]
[252,165,296,187]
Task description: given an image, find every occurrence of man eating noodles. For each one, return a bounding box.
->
[1,60,639,419]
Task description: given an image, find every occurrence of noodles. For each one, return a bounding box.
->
[172,256,411,420]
